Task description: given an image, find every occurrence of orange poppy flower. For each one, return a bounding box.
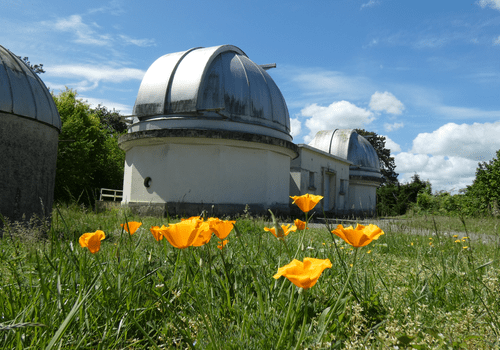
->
[217,239,228,250]
[208,218,236,240]
[290,194,323,213]
[149,225,165,241]
[294,219,308,230]
[331,223,384,248]
[273,258,332,289]
[264,224,297,238]
[79,230,106,254]
[159,220,205,249]
[121,221,142,234]
[191,221,214,247]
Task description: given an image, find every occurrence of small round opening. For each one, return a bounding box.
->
[144,177,152,188]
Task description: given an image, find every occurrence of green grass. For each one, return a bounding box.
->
[381,213,500,236]
[1,205,500,349]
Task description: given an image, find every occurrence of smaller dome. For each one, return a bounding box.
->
[0,45,61,130]
[309,129,380,171]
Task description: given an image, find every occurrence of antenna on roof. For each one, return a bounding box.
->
[260,63,277,70]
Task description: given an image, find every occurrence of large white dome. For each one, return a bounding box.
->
[130,45,291,142]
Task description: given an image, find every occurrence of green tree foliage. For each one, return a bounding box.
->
[355,129,398,184]
[53,89,126,205]
[18,56,45,74]
[463,149,500,215]
[377,174,431,216]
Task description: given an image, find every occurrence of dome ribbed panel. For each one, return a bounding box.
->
[132,45,292,141]
[0,45,61,130]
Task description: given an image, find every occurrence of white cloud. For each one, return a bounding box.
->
[411,121,500,161]
[369,91,405,115]
[119,35,156,47]
[395,153,478,193]
[283,67,375,106]
[290,118,302,139]
[42,14,155,48]
[48,64,145,85]
[87,0,125,15]
[383,136,401,153]
[361,0,380,10]
[81,96,133,116]
[494,36,500,45]
[384,122,404,132]
[477,0,500,10]
[45,15,112,46]
[435,105,500,118]
[301,101,375,142]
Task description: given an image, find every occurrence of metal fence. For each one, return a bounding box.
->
[99,188,123,202]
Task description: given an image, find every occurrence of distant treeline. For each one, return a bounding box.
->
[377,152,500,217]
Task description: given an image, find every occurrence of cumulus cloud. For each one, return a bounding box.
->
[411,121,500,161]
[300,101,375,142]
[384,122,404,132]
[290,118,302,139]
[477,0,500,10]
[395,153,477,192]
[369,91,405,115]
[383,136,401,153]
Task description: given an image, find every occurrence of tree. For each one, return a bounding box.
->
[355,129,398,184]
[376,174,430,216]
[18,56,45,74]
[464,149,500,215]
[53,88,126,205]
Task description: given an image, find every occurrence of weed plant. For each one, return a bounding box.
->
[1,205,499,349]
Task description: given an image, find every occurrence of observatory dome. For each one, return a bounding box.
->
[130,45,291,142]
[309,129,381,177]
[0,45,61,227]
[0,45,61,129]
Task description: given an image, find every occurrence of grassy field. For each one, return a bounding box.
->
[1,204,500,349]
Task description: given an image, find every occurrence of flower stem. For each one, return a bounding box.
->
[276,285,295,349]
[316,248,359,343]
[294,289,308,350]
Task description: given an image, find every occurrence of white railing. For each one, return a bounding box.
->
[99,188,123,202]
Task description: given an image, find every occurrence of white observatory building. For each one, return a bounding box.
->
[119,45,383,217]
[119,45,298,216]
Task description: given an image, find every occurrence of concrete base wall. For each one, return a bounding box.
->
[347,181,378,217]
[120,135,295,217]
[0,113,59,223]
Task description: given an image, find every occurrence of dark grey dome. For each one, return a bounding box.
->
[309,129,381,172]
[131,45,291,141]
[0,45,61,130]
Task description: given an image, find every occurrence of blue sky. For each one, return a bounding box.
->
[3,0,500,193]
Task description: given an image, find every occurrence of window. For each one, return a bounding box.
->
[308,171,316,190]
[339,179,346,195]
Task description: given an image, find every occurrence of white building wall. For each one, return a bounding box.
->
[347,180,378,216]
[121,137,294,212]
[290,145,351,213]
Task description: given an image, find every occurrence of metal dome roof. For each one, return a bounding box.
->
[131,45,291,141]
[309,129,380,171]
[0,45,61,130]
